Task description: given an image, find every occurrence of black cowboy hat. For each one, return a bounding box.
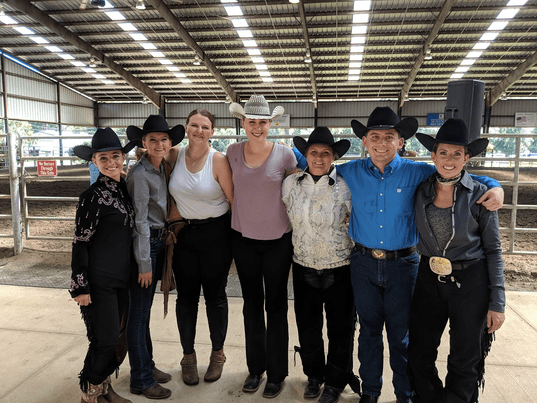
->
[351,106,418,140]
[127,114,185,147]
[293,126,351,160]
[74,127,137,161]
[416,118,489,158]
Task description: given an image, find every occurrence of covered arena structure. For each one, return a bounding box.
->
[0,1,536,402]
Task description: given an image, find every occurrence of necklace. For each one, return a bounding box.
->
[187,146,209,167]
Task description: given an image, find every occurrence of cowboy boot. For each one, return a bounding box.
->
[81,382,107,403]
[204,348,226,382]
[181,350,199,385]
[102,376,132,403]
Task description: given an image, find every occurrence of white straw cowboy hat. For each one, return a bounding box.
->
[229,95,284,120]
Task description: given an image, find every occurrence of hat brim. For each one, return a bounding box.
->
[74,140,137,161]
[416,133,489,158]
[351,117,418,140]
[229,103,284,120]
[293,136,351,160]
[127,124,185,147]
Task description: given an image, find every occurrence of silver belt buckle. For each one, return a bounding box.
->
[372,249,386,260]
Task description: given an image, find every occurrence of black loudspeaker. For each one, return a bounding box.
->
[444,80,485,142]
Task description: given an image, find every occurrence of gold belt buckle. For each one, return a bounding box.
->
[429,257,452,276]
[372,249,386,260]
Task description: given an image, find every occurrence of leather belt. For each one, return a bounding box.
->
[354,242,417,260]
[184,212,229,226]
[149,228,163,238]
[424,256,482,271]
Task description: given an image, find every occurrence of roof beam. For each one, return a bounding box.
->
[488,50,537,106]
[145,0,237,102]
[297,0,317,102]
[398,0,456,107]
[4,0,164,109]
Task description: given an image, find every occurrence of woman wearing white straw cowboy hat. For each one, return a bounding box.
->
[408,118,505,403]
[227,95,297,398]
[70,127,137,403]
[282,127,361,403]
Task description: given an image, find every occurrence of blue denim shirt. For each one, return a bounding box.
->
[414,171,505,312]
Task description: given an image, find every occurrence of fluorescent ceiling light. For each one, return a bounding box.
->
[103,0,114,8]
[105,11,125,21]
[45,46,63,52]
[473,42,491,50]
[262,77,274,82]
[135,0,145,10]
[247,48,261,56]
[349,62,362,68]
[506,0,527,5]
[350,45,364,53]
[221,0,237,3]
[14,26,35,35]
[238,30,253,38]
[71,61,86,67]
[166,66,179,71]
[242,40,257,47]
[497,9,519,19]
[59,53,75,60]
[102,80,115,85]
[259,71,271,77]
[349,69,361,75]
[158,59,173,65]
[0,16,18,25]
[455,66,470,73]
[353,14,369,24]
[467,51,483,58]
[30,36,49,44]
[351,36,366,44]
[224,6,243,16]
[350,54,363,61]
[450,73,464,79]
[255,64,268,70]
[232,18,249,28]
[480,32,499,41]
[488,21,508,31]
[118,23,137,31]
[460,58,477,66]
[174,72,186,78]
[354,1,371,11]
[352,25,367,35]
[181,78,192,84]
[93,74,106,79]
[289,0,299,3]
[81,67,96,73]
[348,75,360,81]
[140,42,157,50]
[150,51,165,58]
[129,33,148,41]
[251,57,265,64]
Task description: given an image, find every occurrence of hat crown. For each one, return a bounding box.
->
[308,126,336,145]
[435,118,470,145]
[91,127,122,150]
[142,114,171,132]
[367,106,400,128]
[243,95,271,117]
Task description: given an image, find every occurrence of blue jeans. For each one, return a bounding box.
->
[127,237,164,392]
[350,248,419,402]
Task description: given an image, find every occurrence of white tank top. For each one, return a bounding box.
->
[169,147,230,219]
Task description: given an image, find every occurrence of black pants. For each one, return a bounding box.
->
[172,213,232,354]
[231,229,293,383]
[80,276,129,389]
[293,262,356,390]
[408,258,490,403]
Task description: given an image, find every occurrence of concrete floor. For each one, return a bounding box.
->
[0,285,536,403]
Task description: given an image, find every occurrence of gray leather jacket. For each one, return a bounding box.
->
[414,171,505,312]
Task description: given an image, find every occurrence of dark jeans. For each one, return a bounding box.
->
[408,258,490,403]
[231,229,293,384]
[173,213,232,354]
[126,237,164,392]
[350,249,419,402]
[80,276,129,388]
[293,262,356,390]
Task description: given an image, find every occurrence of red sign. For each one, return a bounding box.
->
[37,160,57,177]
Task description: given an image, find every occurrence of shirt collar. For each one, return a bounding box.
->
[140,155,162,173]
[367,153,402,174]
[297,165,336,186]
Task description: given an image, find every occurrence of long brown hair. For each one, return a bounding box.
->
[186,108,215,129]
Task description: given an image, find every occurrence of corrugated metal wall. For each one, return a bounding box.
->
[166,102,235,128]
[98,103,159,128]
[318,101,399,127]
[490,99,537,127]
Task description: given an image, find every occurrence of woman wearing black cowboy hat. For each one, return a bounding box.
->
[408,119,505,403]
[70,127,137,403]
[282,127,359,403]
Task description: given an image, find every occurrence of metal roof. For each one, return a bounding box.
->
[1,0,536,107]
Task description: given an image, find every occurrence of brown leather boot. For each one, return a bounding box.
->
[204,348,226,382]
[181,351,199,385]
[81,382,108,403]
[102,377,132,403]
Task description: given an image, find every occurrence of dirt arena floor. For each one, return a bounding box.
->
[0,164,536,291]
